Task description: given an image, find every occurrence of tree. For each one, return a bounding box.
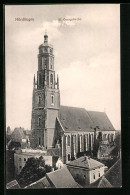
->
[8,141,21,150]
[16,156,52,188]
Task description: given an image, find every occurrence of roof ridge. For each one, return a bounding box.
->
[60,105,85,110]
[24,176,47,188]
[86,110,105,113]
[104,159,121,177]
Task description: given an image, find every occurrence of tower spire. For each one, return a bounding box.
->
[44,30,48,43]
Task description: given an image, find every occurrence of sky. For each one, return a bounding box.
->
[5,4,120,130]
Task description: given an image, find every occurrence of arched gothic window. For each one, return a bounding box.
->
[67,135,70,146]
[80,135,82,152]
[38,117,41,127]
[39,96,41,104]
[85,135,88,151]
[39,74,42,85]
[50,74,53,84]
[51,95,54,105]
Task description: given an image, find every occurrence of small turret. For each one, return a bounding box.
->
[33,74,35,88]
[57,74,59,89]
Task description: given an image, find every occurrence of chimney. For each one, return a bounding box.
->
[84,156,88,161]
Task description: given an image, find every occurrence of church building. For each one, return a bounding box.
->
[31,33,115,163]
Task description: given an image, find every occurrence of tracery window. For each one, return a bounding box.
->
[50,74,53,84]
[38,117,41,126]
[67,135,70,146]
[39,96,41,104]
[51,95,54,105]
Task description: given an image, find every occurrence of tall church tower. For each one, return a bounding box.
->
[31,33,60,149]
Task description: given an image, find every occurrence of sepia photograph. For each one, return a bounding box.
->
[5,4,121,189]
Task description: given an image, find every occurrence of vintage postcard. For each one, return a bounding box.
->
[5,4,121,189]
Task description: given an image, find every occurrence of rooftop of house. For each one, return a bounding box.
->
[98,145,117,156]
[24,176,52,189]
[59,106,115,132]
[98,159,121,188]
[46,166,81,188]
[47,148,61,156]
[6,180,20,189]
[15,148,47,155]
[67,156,105,170]
[11,127,26,139]
[25,166,81,188]
[91,176,112,188]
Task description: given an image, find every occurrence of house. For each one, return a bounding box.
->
[98,159,121,187]
[97,144,117,160]
[6,180,20,189]
[14,148,54,175]
[66,156,105,187]
[46,166,81,188]
[24,176,52,189]
[25,166,81,188]
[56,157,64,169]
[11,127,26,143]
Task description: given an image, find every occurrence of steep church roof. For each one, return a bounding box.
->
[59,106,115,132]
[87,111,115,131]
[67,156,105,170]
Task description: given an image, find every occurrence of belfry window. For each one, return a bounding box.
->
[50,74,53,84]
[51,95,54,105]
[38,117,41,127]
[42,57,44,68]
[39,74,42,85]
[39,96,41,104]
